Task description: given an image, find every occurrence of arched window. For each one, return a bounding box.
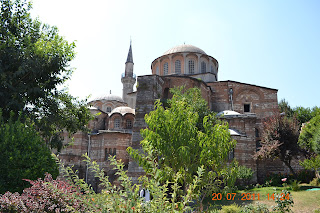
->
[163,62,168,75]
[175,60,181,74]
[211,65,214,73]
[114,118,121,129]
[188,59,195,74]
[126,119,132,129]
[156,66,159,75]
[201,61,206,73]
[106,106,112,113]
[113,148,116,156]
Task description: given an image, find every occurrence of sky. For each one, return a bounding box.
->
[31,0,320,108]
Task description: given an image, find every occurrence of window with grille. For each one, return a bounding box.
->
[156,66,159,75]
[201,61,206,73]
[188,59,194,74]
[126,119,132,129]
[114,118,121,129]
[163,62,168,75]
[175,60,181,74]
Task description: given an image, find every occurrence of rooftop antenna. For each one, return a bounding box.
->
[130,36,132,45]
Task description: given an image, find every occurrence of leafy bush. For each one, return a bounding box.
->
[289,179,301,191]
[0,112,58,194]
[61,154,204,212]
[242,202,270,213]
[310,178,320,187]
[220,203,241,213]
[0,173,88,212]
[265,173,283,187]
[296,169,315,183]
[272,189,294,213]
[1,154,205,212]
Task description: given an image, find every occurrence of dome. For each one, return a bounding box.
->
[163,44,206,55]
[217,110,241,117]
[93,94,124,103]
[110,106,135,116]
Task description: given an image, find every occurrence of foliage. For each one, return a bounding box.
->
[254,113,301,176]
[0,0,93,151]
[0,173,88,212]
[293,106,319,125]
[272,189,294,213]
[67,154,204,212]
[278,99,294,118]
[237,166,254,186]
[0,111,58,194]
[1,153,204,212]
[288,180,301,191]
[242,202,270,213]
[299,112,320,178]
[128,87,237,205]
[310,178,320,187]
[298,113,320,153]
[220,203,241,213]
[278,99,319,125]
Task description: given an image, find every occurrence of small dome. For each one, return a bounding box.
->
[217,110,241,117]
[93,94,124,103]
[163,44,206,55]
[110,106,135,116]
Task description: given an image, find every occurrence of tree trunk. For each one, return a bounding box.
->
[283,161,297,178]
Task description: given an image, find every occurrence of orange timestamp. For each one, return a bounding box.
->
[212,193,290,201]
[212,193,260,201]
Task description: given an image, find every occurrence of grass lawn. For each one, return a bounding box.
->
[204,184,320,212]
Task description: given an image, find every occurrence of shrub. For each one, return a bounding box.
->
[59,154,204,212]
[265,173,283,187]
[242,202,270,213]
[220,203,242,213]
[310,178,320,187]
[272,189,294,213]
[296,169,314,183]
[0,173,88,212]
[289,179,301,191]
[0,112,59,194]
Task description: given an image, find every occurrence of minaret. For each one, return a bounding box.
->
[121,41,136,105]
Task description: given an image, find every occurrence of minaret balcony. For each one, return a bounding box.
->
[121,73,136,79]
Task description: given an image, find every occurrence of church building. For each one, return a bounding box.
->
[59,42,301,190]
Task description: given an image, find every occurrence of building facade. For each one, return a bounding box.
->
[59,43,302,190]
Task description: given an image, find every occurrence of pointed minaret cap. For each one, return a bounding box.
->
[126,40,133,64]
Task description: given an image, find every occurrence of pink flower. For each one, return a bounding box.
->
[281,178,287,182]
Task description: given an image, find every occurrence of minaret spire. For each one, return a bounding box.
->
[121,39,136,107]
[126,39,133,64]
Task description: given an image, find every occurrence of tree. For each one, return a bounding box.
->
[0,112,59,194]
[128,87,239,205]
[298,112,320,178]
[279,99,294,118]
[254,113,301,177]
[0,0,92,150]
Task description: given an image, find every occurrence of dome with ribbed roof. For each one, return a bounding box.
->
[163,44,206,55]
[93,94,125,103]
[110,106,135,116]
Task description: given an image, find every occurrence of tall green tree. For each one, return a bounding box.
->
[0,111,59,194]
[298,112,320,178]
[128,87,239,205]
[0,0,92,150]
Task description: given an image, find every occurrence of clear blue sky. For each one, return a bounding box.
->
[31,0,320,108]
